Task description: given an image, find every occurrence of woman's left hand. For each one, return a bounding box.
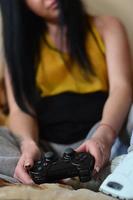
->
[76,137,111,173]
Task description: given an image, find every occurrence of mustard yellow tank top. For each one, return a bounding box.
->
[36,23,108,97]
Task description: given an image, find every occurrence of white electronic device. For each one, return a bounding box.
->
[99,150,133,200]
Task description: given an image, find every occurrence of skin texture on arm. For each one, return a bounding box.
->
[95,16,132,134]
[77,16,133,172]
[5,68,41,184]
[5,67,39,143]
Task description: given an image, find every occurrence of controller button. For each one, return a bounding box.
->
[79,154,88,161]
[77,154,87,160]
[44,152,55,162]
[63,148,75,159]
[75,153,87,162]
[37,160,42,165]
[37,166,43,171]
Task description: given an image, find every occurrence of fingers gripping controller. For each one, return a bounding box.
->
[29,148,95,184]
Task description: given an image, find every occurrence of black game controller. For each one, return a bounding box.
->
[29,148,95,184]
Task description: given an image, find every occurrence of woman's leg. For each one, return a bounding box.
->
[0,127,20,183]
[41,139,84,157]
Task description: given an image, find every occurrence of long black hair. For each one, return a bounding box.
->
[0,0,92,115]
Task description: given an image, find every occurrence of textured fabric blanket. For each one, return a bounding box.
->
[0,179,115,200]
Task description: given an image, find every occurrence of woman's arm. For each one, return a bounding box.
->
[77,16,133,172]
[5,67,39,144]
[5,67,41,184]
[93,16,132,143]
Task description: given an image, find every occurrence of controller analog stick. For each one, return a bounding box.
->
[63,148,75,159]
[45,152,55,162]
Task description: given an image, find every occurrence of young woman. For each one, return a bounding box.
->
[0,0,132,184]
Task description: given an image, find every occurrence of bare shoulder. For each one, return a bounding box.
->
[92,15,127,40]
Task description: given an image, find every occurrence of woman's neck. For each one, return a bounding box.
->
[47,23,68,52]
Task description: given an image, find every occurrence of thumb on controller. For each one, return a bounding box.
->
[24,159,34,170]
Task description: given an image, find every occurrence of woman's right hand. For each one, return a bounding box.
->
[14,140,41,184]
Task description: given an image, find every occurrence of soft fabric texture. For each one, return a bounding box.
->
[0,181,115,200]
